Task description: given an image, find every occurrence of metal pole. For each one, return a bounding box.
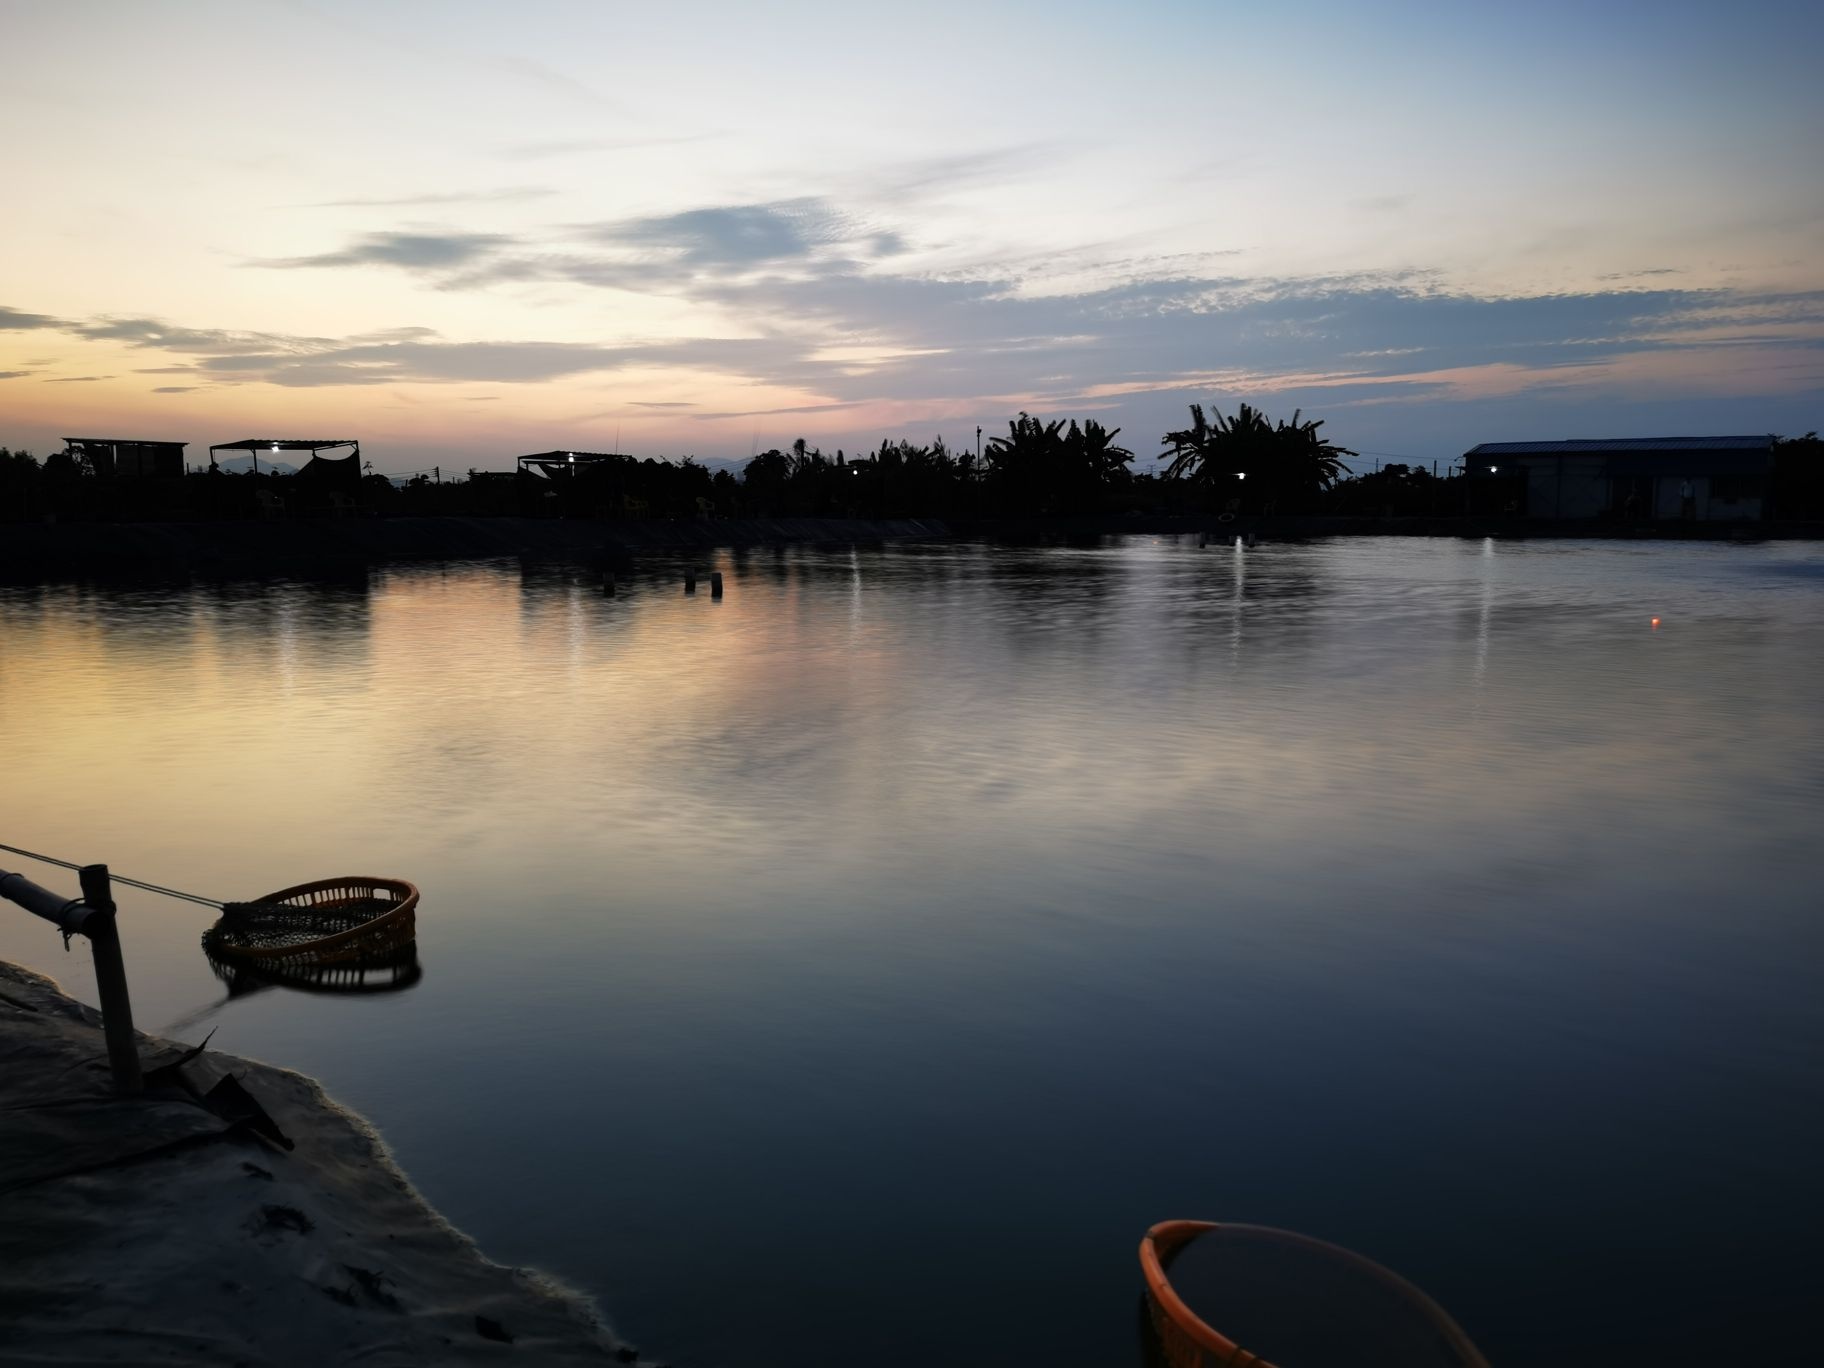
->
[78,864,142,1096]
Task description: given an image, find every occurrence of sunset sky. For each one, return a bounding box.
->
[4,0,1821,474]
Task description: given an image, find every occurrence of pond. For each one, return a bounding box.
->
[2,536,1820,1366]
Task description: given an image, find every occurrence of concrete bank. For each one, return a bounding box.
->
[0,515,950,576]
[5,511,1815,579]
[0,959,655,1366]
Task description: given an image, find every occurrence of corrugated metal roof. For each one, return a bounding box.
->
[1465,436,1775,456]
[207,439,358,452]
[64,437,188,447]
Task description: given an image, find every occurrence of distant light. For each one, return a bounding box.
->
[1488,465,1498,473]
[851,468,859,475]
[272,445,280,453]
[1650,616,1661,628]
[1236,471,1246,480]
[568,453,575,463]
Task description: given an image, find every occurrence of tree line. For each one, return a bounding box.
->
[5,413,1821,523]
[731,404,1360,519]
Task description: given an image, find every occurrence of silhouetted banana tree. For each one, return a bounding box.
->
[985,412,1068,512]
[1071,419,1134,485]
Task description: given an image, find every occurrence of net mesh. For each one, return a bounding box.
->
[209,898,393,951]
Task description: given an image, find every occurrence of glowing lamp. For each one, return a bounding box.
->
[1488,465,1498,473]
[1236,472,1247,480]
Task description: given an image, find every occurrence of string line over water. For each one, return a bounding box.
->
[0,842,223,908]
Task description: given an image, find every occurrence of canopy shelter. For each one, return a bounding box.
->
[208,438,360,477]
[516,450,634,478]
[63,437,187,479]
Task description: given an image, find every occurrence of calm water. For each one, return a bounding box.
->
[2,537,1821,1366]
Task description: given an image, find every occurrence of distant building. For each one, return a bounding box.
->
[1462,436,1776,520]
[516,450,634,478]
[64,437,186,479]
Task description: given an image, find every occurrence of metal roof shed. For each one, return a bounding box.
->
[63,437,187,479]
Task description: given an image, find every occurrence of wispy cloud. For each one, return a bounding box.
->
[846,144,1066,202]
[302,187,555,208]
[152,385,196,393]
[0,305,62,331]
[260,230,513,272]
[0,370,30,380]
[12,208,1824,421]
[582,199,864,269]
[488,56,630,116]
[254,198,908,292]
[496,133,715,161]
[46,375,111,383]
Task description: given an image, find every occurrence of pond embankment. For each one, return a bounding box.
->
[0,515,951,575]
[0,959,654,1366]
[3,511,1816,579]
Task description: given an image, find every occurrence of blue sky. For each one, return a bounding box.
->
[2,0,1820,472]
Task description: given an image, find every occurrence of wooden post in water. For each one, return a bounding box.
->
[684,569,697,594]
[77,864,141,1096]
[709,571,724,598]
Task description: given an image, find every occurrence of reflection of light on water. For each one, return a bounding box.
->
[848,547,862,640]
[1472,536,1496,708]
[564,582,586,671]
[274,595,299,698]
[1231,536,1246,662]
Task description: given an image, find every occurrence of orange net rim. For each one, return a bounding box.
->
[1138,1219,1490,1368]
[208,876,419,963]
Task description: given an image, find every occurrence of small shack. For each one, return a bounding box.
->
[208,438,362,482]
[63,437,186,479]
[1462,436,1776,520]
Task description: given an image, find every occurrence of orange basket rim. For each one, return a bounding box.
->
[245,876,420,904]
[1139,1219,1489,1368]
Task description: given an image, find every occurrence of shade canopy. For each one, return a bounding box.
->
[209,439,360,456]
[516,450,635,478]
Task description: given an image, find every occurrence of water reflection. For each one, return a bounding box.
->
[206,945,424,999]
[1,539,1821,1368]
[161,946,423,1037]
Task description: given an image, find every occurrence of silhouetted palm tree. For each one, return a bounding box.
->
[1161,403,1354,509]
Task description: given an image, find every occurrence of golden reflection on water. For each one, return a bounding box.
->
[2,539,1822,1368]
[4,538,1819,1013]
